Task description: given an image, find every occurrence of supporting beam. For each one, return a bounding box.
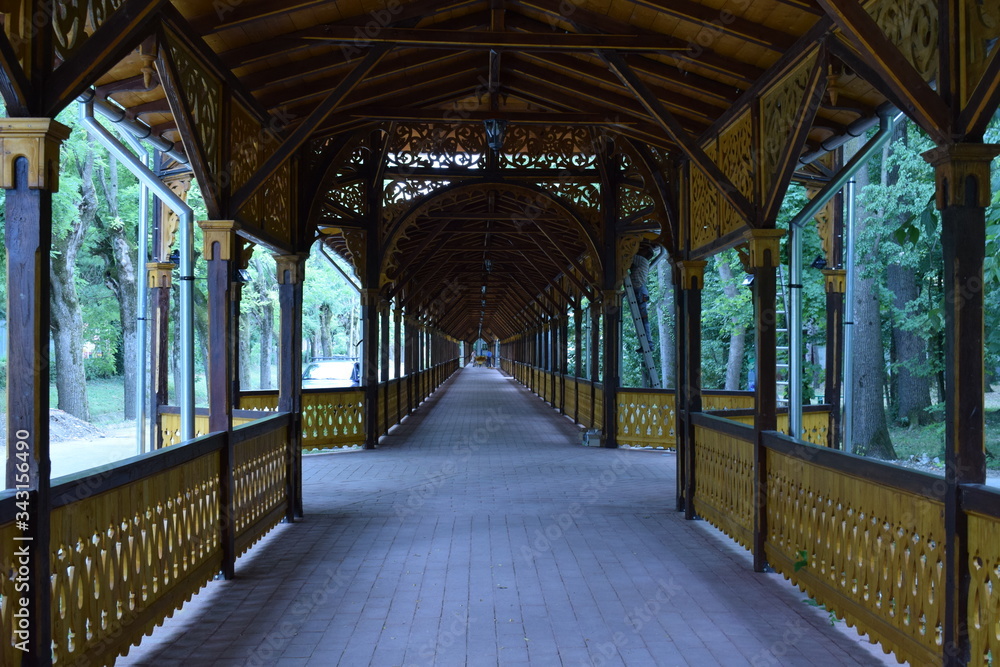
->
[678,261,706,521]
[2,117,71,667]
[276,253,307,519]
[923,142,999,665]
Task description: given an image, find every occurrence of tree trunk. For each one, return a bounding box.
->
[887,263,932,425]
[239,311,253,389]
[319,304,333,357]
[259,300,274,389]
[718,259,745,390]
[50,143,96,421]
[655,260,675,387]
[98,154,139,419]
[851,142,897,459]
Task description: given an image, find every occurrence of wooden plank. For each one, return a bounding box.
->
[0,30,30,115]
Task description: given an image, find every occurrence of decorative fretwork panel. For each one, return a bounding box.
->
[383,178,452,222]
[765,450,945,665]
[325,180,365,220]
[301,390,365,450]
[0,516,24,665]
[536,180,600,218]
[689,145,719,250]
[760,53,817,199]
[387,123,486,170]
[718,112,754,235]
[52,0,126,60]
[233,424,288,555]
[968,507,1000,665]
[259,161,292,244]
[164,30,222,185]
[501,125,597,170]
[617,391,676,449]
[49,453,222,665]
[619,184,655,220]
[692,425,755,549]
[867,0,939,83]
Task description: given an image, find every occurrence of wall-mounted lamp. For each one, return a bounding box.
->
[168,249,180,266]
[483,119,508,153]
[235,269,252,283]
[810,255,828,270]
[742,275,754,287]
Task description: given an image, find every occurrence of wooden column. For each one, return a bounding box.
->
[380,300,390,436]
[602,289,621,448]
[200,220,238,579]
[923,143,999,664]
[590,301,600,426]
[678,261,706,520]
[362,287,380,448]
[673,263,687,512]
[2,117,70,665]
[200,221,238,434]
[394,306,402,424]
[745,228,784,572]
[147,262,174,448]
[822,269,846,449]
[276,253,307,520]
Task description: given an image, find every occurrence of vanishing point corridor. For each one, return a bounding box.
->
[118,368,892,666]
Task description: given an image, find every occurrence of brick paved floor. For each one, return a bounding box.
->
[118,366,895,666]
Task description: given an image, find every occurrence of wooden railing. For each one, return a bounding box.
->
[705,405,833,448]
[617,389,676,449]
[506,361,603,430]
[683,410,1000,665]
[0,413,292,666]
[159,407,260,446]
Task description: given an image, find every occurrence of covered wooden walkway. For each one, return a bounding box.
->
[117,367,889,666]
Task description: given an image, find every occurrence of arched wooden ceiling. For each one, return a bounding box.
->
[82,0,891,339]
[98,0,885,160]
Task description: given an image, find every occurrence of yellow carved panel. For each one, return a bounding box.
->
[688,143,718,250]
[302,389,365,450]
[164,30,222,185]
[233,423,288,555]
[49,453,222,664]
[968,508,1000,664]
[866,0,939,83]
[617,390,676,449]
[765,451,944,665]
[693,425,755,549]
[718,112,754,236]
[760,52,818,200]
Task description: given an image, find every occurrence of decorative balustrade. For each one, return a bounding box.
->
[690,413,756,549]
[0,413,292,665]
[964,485,1000,665]
[617,389,676,449]
[302,388,365,450]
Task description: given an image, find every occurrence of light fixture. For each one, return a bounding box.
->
[742,275,754,287]
[235,269,252,283]
[484,259,492,273]
[168,249,180,266]
[810,255,828,270]
[483,119,507,153]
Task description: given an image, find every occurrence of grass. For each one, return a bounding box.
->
[0,378,128,426]
[888,409,1000,470]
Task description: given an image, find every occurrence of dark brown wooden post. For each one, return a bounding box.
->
[200,220,238,579]
[276,253,307,520]
[923,144,998,664]
[678,261,706,520]
[380,299,390,435]
[673,262,687,512]
[822,269,846,449]
[362,287,380,449]
[405,315,415,413]
[147,262,174,448]
[590,301,601,427]
[602,289,621,448]
[745,229,784,573]
[574,303,583,420]
[394,306,402,423]
[3,118,70,666]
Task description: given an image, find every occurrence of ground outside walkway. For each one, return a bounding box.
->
[118,367,895,667]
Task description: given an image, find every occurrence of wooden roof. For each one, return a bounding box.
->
[79,0,895,340]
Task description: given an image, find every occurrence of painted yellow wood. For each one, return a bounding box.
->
[701,392,755,411]
[0,518,22,666]
[692,425,755,549]
[968,508,1000,665]
[233,424,289,556]
[160,413,256,447]
[301,390,365,450]
[564,377,578,423]
[764,450,945,665]
[594,386,604,431]
[616,390,677,449]
[579,382,594,428]
[49,452,223,665]
[239,392,280,411]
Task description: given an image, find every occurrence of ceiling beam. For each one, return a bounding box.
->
[297,26,687,52]
[232,44,393,210]
[602,51,757,227]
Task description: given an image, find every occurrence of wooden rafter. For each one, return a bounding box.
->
[815,0,949,142]
[958,47,1000,139]
[0,30,30,114]
[44,0,166,116]
[232,44,393,210]
[602,51,757,227]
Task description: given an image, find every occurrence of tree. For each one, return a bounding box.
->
[50,126,96,420]
[717,256,745,390]
[850,136,897,459]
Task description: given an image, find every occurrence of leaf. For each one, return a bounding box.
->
[794,549,808,572]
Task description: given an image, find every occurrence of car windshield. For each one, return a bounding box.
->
[303,361,355,380]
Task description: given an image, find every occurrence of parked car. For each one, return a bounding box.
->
[302,358,360,389]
